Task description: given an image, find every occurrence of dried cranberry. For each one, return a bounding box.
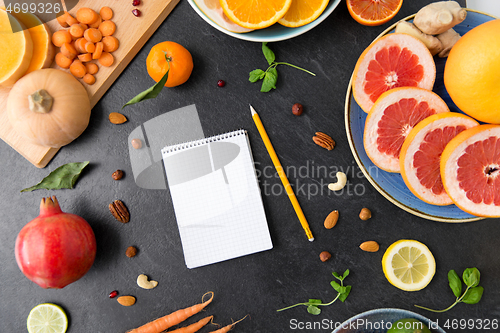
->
[132,0,140,6]
[132,9,141,17]
[109,290,118,298]
[217,80,225,87]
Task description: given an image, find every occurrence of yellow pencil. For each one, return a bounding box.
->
[250,105,314,242]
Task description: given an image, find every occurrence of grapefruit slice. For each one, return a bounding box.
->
[353,33,436,113]
[193,0,254,33]
[346,0,403,26]
[400,113,479,206]
[441,124,500,217]
[364,87,449,173]
[278,0,330,28]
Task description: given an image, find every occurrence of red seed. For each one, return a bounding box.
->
[217,80,225,87]
[132,0,141,6]
[132,9,141,17]
[109,290,118,298]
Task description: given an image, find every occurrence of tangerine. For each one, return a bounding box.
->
[146,41,193,88]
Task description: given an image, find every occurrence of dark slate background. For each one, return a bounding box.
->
[1,0,499,332]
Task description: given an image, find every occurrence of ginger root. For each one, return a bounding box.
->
[395,21,443,56]
[437,28,461,57]
[414,1,466,35]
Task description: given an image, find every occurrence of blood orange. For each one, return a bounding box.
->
[353,33,436,113]
[346,0,403,26]
[400,113,479,206]
[364,87,449,173]
[441,124,500,217]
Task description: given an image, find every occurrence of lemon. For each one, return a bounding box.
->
[382,240,436,291]
[27,303,68,333]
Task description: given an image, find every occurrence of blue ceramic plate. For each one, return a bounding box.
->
[345,10,497,223]
[187,0,341,42]
[332,308,446,333]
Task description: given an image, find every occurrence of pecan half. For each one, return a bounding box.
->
[109,200,130,223]
[313,132,335,150]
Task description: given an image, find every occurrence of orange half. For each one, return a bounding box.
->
[278,0,330,28]
[346,0,403,26]
[219,0,293,29]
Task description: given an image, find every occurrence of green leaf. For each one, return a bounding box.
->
[463,268,480,288]
[462,286,484,304]
[343,269,350,280]
[249,69,265,82]
[122,57,170,109]
[262,42,275,65]
[448,270,462,298]
[261,67,277,92]
[332,272,341,280]
[330,281,341,293]
[308,299,322,305]
[307,305,321,315]
[339,285,351,302]
[21,162,90,192]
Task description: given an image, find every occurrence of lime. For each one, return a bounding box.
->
[388,318,431,333]
[382,239,436,291]
[27,303,68,333]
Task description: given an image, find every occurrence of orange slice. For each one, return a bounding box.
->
[400,113,479,206]
[441,124,500,217]
[219,0,292,29]
[346,0,403,26]
[278,0,330,28]
[194,0,254,33]
[363,87,449,173]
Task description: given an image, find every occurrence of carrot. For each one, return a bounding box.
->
[93,42,104,59]
[100,6,113,21]
[56,12,69,27]
[85,62,99,75]
[102,36,119,53]
[74,38,88,53]
[89,14,102,29]
[76,7,99,25]
[98,52,114,67]
[99,20,116,36]
[69,24,85,38]
[84,28,102,43]
[70,60,87,78]
[85,41,96,53]
[83,73,96,85]
[78,53,93,62]
[66,13,79,26]
[127,292,214,333]
[52,30,72,47]
[168,316,213,333]
[60,42,77,60]
[208,315,248,333]
[55,53,72,69]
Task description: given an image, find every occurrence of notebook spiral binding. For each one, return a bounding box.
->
[161,129,246,154]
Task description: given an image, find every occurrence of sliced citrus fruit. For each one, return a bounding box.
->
[346,0,403,26]
[219,0,292,29]
[278,0,330,28]
[441,124,500,217]
[382,239,436,291]
[27,303,68,333]
[352,33,436,113]
[400,113,479,206]
[364,87,449,173]
[193,0,254,33]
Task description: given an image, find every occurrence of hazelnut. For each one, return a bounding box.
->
[126,246,137,258]
[112,170,124,180]
[131,138,142,149]
[359,208,372,220]
[292,103,303,116]
[319,251,331,262]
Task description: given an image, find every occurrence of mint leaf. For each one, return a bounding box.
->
[463,268,480,288]
[462,286,484,304]
[21,162,89,192]
[262,42,275,65]
[339,285,351,302]
[249,69,265,82]
[261,68,277,92]
[448,270,462,298]
[307,305,321,315]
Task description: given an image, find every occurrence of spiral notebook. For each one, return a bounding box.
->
[161,129,273,268]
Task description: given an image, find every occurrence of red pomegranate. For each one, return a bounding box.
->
[15,196,97,289]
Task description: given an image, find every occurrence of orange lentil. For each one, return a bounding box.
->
[98,20,116,36]
[76,7,99,24]
[98,52,114,67]
[78,53,93,62]
[69,24,85,38]
[55,52,73,68]
[100,7,113,21]
[93,42,104,59]
[102,36,119,53]
[84,28,102,43]
[52,30,72,47]
[85,62,99,75]
[83,73,96,85]
[70,60,87,78]
[60,42,78,59]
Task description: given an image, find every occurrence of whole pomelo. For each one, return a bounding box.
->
[444,19,500,124]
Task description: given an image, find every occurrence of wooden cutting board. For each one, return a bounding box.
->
[0,0,180,168]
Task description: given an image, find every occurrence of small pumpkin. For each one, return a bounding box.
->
[7,69,91,148]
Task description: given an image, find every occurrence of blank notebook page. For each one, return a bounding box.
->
[161,129,272,268]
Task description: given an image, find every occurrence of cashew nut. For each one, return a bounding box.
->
[328,172,347,191]
[137,274,158,289]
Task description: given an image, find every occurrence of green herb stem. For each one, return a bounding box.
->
[277,294,340,312]
[274,62,316,76]
[415,286,471,313]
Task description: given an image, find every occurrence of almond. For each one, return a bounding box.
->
[359,241,379,252]
[324,210,339,229]
[109,112,127,124]
[117,295,136,306]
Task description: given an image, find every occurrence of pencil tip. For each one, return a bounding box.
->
[249,105,256,115]
[309,237,314,242]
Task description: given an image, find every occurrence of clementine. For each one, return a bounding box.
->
[146,41,193,87]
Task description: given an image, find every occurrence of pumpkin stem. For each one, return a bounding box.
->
[29,89,53,114]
